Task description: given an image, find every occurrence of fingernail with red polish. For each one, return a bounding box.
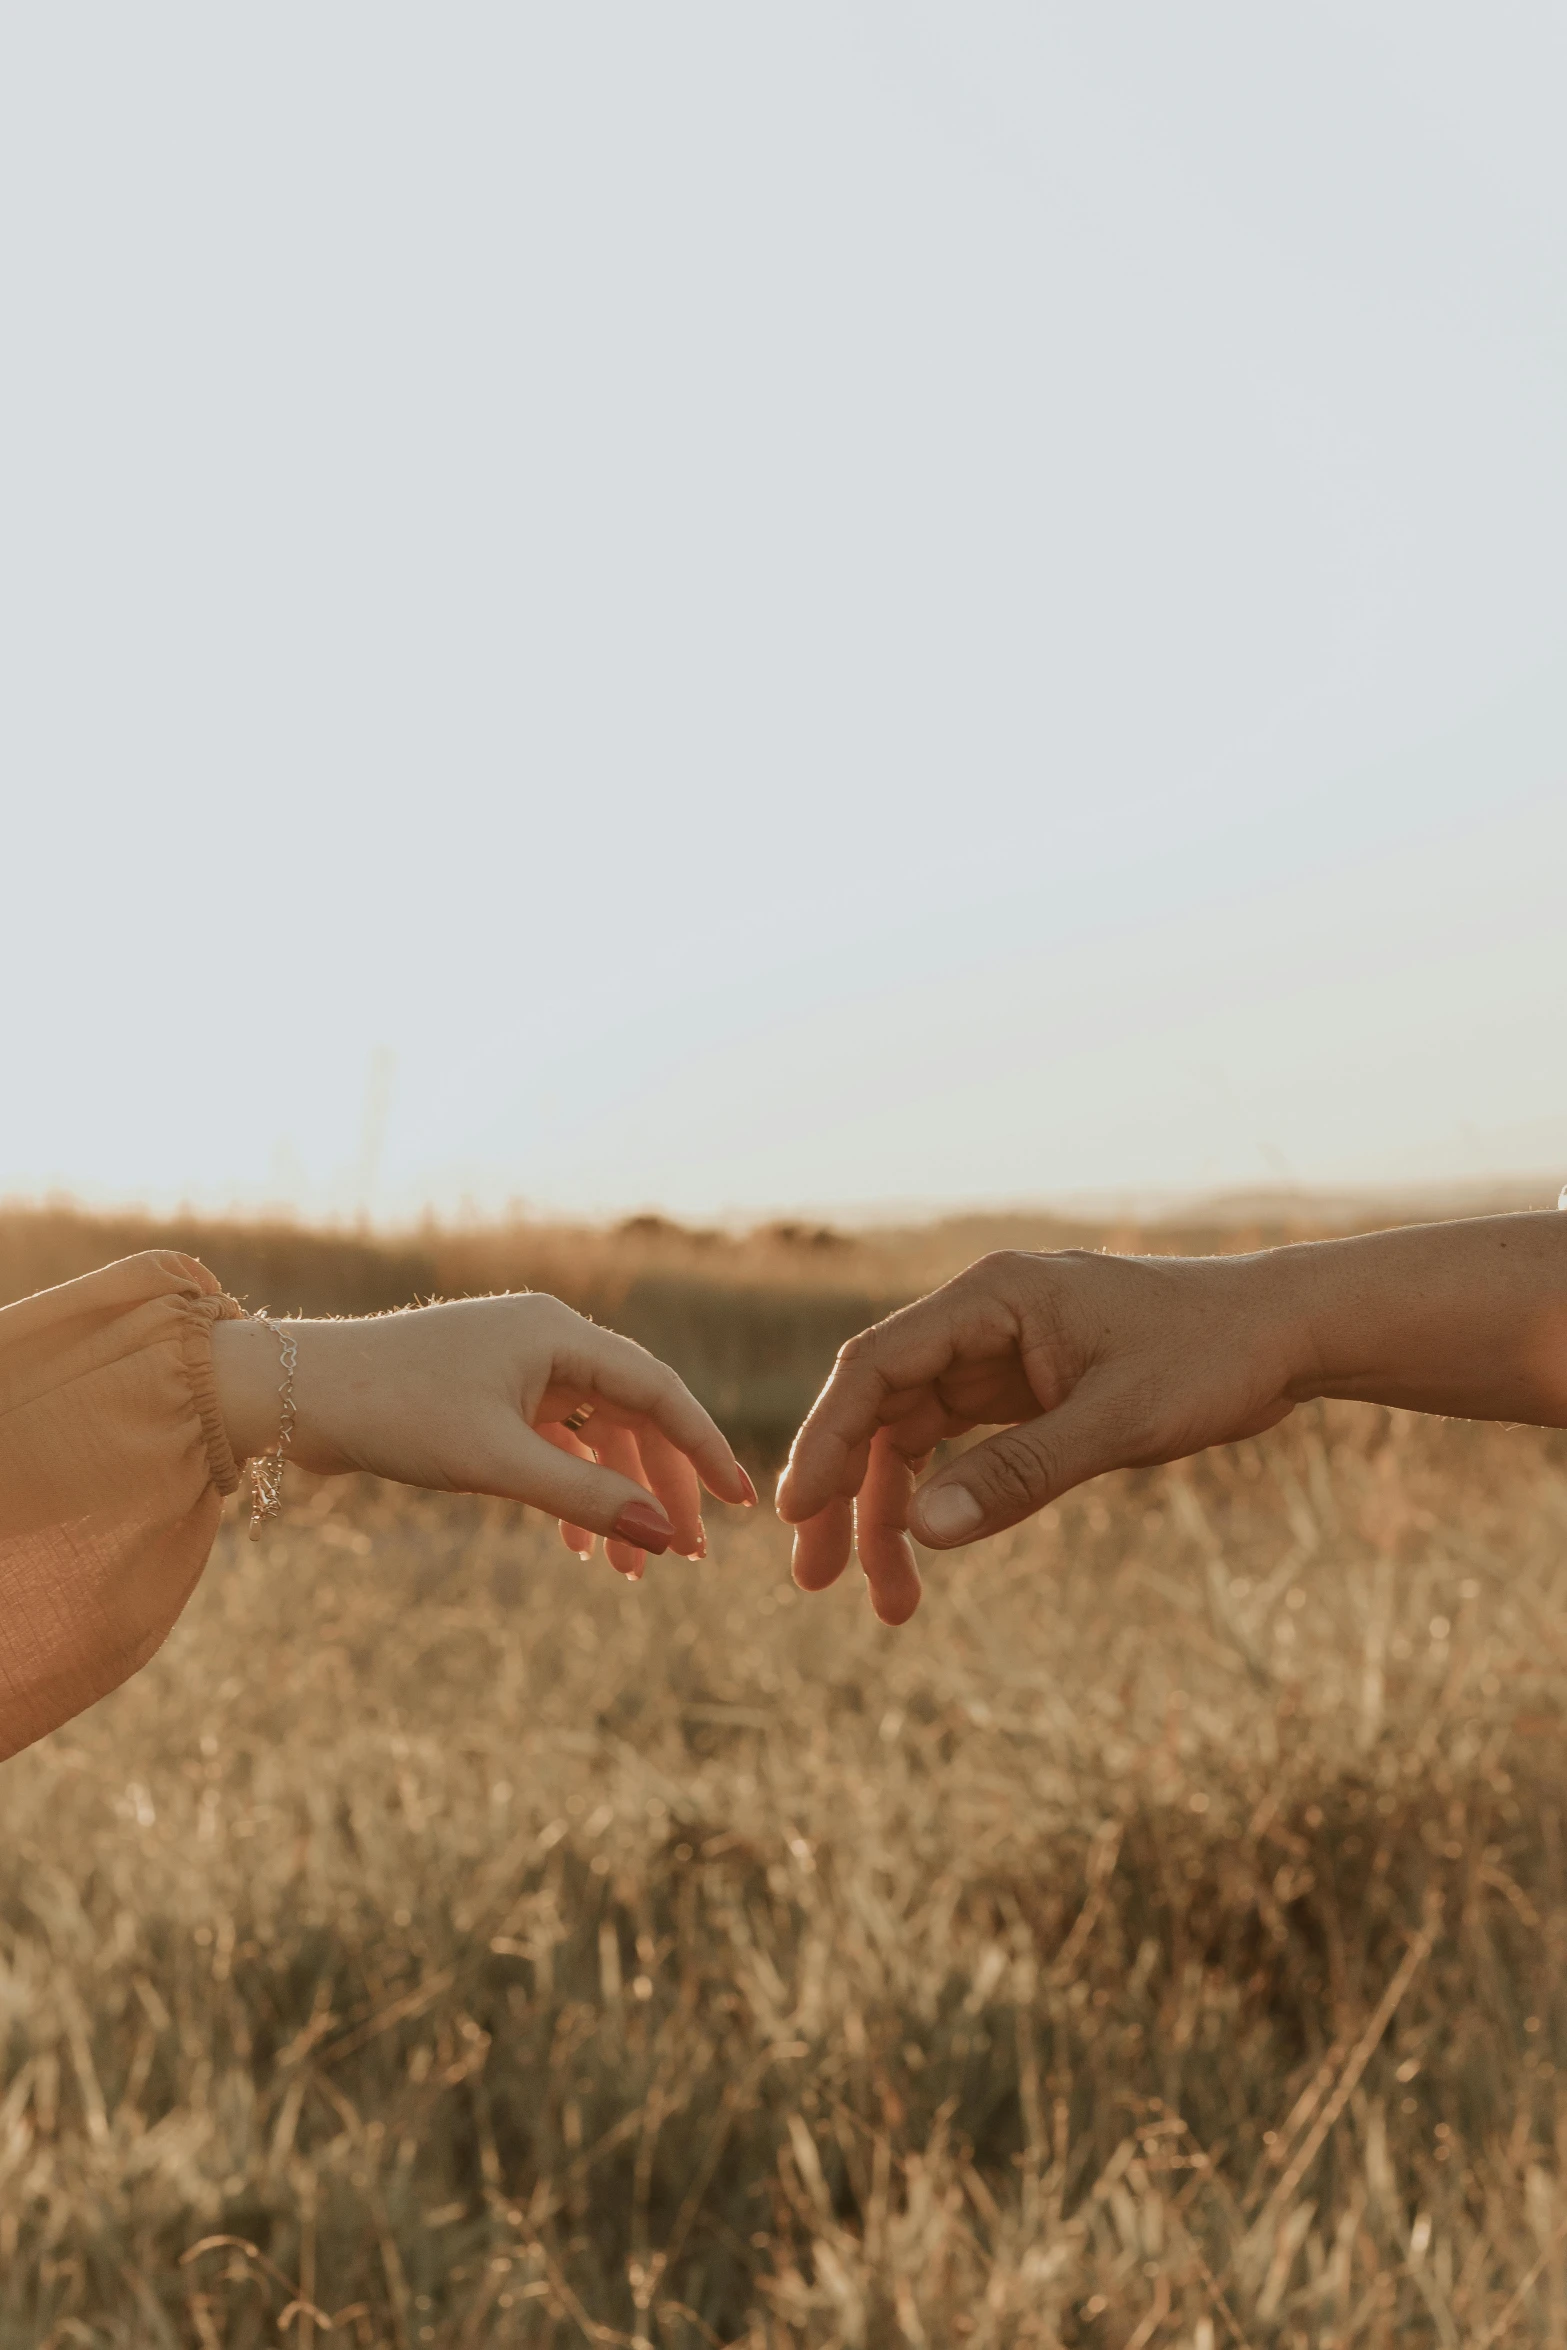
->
[736,1466,759,1507]
[612,1500,674,1554]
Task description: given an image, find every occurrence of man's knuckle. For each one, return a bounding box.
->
[975,1432,1051,1514]
[963,1249,1021,1288]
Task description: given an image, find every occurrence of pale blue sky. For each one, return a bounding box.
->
[3,6,1566,1222]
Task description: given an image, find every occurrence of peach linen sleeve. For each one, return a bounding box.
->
[0,1251,246,1762]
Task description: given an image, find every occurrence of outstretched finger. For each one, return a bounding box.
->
[561,1321,754,1507]
[854,1428,924,1625]
[777,1292,995,1524]
[790,1497,855,1593]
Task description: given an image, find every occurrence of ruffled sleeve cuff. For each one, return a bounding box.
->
[180,1284,245,1496]
[0,1250,251,1760]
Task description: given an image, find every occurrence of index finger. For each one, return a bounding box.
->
[776,1296,971,1524]
[554,1319,755,1508]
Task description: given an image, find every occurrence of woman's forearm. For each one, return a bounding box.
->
[1270,1211,1567,1424]
[209,1315,289,1461]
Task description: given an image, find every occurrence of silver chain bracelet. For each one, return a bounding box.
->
[247,1315,298,1539]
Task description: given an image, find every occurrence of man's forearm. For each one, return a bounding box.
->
[1266,1212,1567,1425]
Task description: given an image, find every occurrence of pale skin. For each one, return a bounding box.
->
[211,1295,757,1578]
[775,1213,1567,1626]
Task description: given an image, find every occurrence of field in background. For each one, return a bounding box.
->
[5,1198,1567,2344]
[2,1188,1552,1463]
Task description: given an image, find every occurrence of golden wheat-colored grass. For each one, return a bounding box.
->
[5,1393,1567,2346]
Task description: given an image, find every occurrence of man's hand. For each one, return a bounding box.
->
[774,1248,1301,1624]
[776,1212,1567,1624]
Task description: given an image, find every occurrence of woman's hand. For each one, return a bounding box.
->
[211,1295,756,1578]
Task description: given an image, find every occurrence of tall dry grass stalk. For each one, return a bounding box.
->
[5,1400,1567,2344]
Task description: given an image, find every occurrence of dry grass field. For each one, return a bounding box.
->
[5,1201,1567,2345]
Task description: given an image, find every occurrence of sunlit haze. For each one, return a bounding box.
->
[4,6,1566,1225]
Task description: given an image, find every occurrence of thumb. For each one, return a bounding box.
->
[907,1383,1129,1548]
[476,1417,678,1553]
